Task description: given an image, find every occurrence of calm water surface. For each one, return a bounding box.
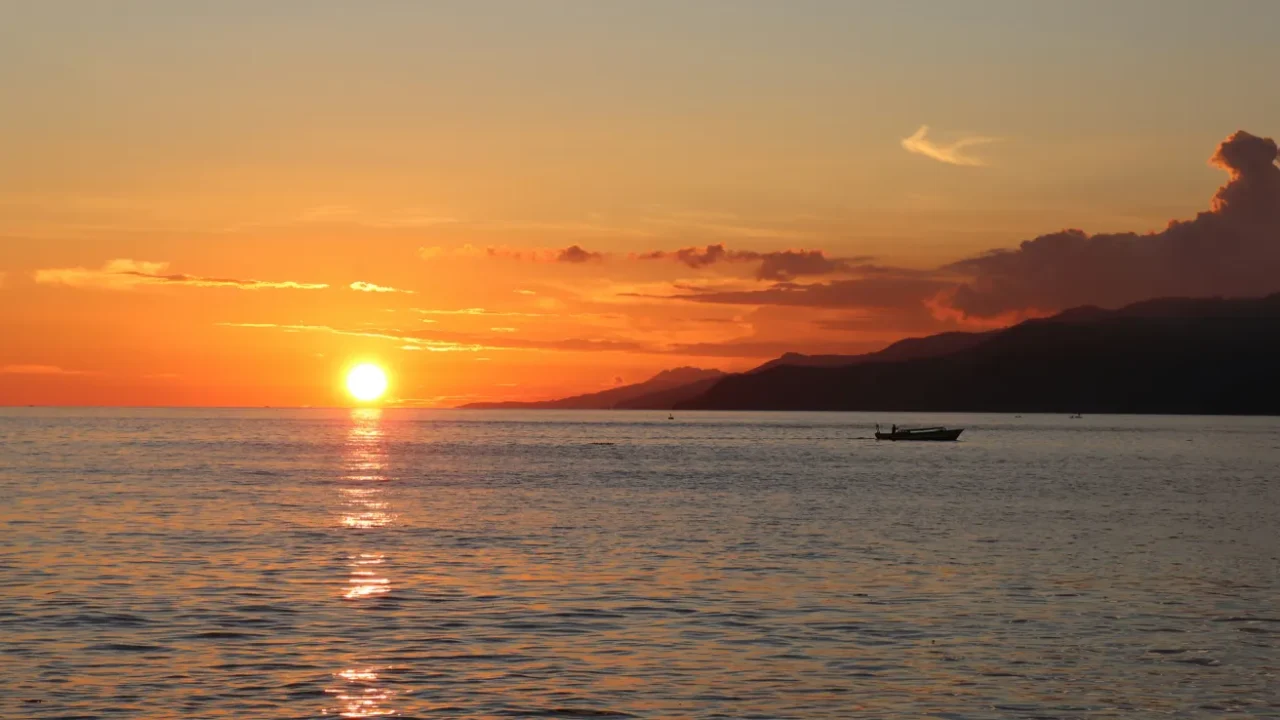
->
[1,409,1278,718]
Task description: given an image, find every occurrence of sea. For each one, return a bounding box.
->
[1,409,1277,719]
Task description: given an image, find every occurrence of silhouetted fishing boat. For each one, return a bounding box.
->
[875,424,963,441]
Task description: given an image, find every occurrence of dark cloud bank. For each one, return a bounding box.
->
[658,131,1280,319]
[948,130,1280,316]
[638,245,868,281]
[557,245,605,263]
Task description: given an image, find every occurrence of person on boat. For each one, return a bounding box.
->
[891,424,897,434]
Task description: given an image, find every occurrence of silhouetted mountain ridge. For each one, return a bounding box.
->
[460,366,725,409]
[749,331,996,373]
[676,293,1280,414]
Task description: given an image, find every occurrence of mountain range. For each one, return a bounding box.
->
[462,293,1280,414]
[460,366,725,409]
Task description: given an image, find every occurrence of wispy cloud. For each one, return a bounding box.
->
[419,244,604,263]
[34,260,167,291]
[350,281,415,294]
[216,322,487,352]
[34,260,328,291]
[296,205,459,228]
[411,307,550,318]
[0,364,91,375]
[219,321,647,355]
[901,125,997,167]
[655,275,952,310]
[639,213,815,241]
[637,244,868,280]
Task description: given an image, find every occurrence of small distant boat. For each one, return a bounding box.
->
[875,424,963,441]
[1069,413,1083,419]
[667,414,675,420]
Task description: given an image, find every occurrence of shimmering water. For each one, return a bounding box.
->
[1,409,1278,718]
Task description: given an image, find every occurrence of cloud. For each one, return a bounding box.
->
[0,364,90,375]
[411,307,550,317]
[557,245,604,263]
[350,281,415,294]
[637,244,740,268]
[34,259,328,291]
[34,259,167,290]
[664,275,951,310]
[220,320,652,355]
[494,337,644,353]
[660,338,879,359]
[756,250,860,281]
[416,246,457,260]
[945,130,1280,317]
[645,131,1280,323]
[291,205,459,228]
[216,322,487,352]
[419,244,604,263]
[901,125,997,167]
[637,243,864,280]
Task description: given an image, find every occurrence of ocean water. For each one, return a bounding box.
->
[1,409,1277,719]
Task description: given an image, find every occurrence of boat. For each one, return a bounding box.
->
[875,424,963,441]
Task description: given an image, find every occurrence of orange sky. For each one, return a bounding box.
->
[2,2,1278,406]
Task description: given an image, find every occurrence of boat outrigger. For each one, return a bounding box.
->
[875,424,964,441]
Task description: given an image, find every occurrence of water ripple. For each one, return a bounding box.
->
[1,409,1277,717]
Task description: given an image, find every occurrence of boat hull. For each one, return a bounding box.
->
[875,428,963,441]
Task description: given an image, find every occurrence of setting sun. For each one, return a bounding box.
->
[346,364,388,403]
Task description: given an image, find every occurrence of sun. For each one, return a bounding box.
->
[346,363,388,402]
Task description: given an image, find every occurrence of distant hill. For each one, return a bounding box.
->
[676,293,1280,414]
[611,374,727,409]
[749,330,996,373]
[456,327,984,410]
[460,367,725,409]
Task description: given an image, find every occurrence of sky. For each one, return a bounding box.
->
[2,0,1279,406]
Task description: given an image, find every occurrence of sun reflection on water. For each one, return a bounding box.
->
[345,553,391,599]
[326,408,397,717]
[325,667,397,718]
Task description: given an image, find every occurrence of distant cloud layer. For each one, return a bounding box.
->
[35,260,328,291]
[638,244,864,281]
[420,244,603,263]
[556,245,604,263]
[901,125,997,167]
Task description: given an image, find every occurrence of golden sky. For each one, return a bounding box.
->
[2,1,1278,406]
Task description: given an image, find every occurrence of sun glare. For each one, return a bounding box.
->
[346,364,388,403]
